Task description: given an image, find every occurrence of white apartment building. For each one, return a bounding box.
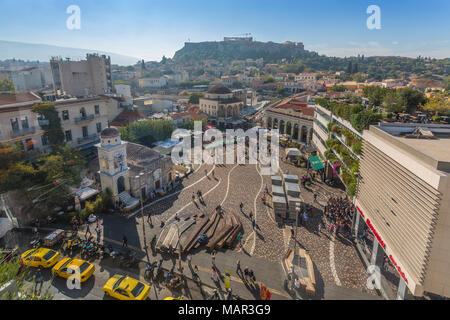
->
[138,76,168,88]
[52,97,109,149]
[9,67,45,91]
[0,92,45,152]
[355,123,450,299]
[295,73,316,81]
[114,84,132,98]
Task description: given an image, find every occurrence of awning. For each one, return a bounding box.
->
[286,148,301,157]
[73,187,100,201]
[309,155,324,170]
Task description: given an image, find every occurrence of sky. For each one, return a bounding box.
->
[0,0,449,62]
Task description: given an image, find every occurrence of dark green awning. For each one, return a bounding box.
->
[309,155,324,170]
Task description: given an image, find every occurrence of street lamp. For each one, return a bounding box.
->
[174,223,183,272]
[138,172,147,250]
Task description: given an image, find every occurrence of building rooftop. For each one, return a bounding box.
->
[207,84,232,94]
[126,142,163,168]
[372,123,450,171]
[0,92,41,107]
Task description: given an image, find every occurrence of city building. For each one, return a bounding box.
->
[354,123,450,299]
[311,102,362,179]
[0,92,45,152]
[263,97,315,144]
[138,76,168,88]
[199,84,244,128]
[50,96,110,150]
[295,73,316,81]
[9,67,45,91]
[114,84,132,98]
[96,127,174,208]
[50,54,113,97]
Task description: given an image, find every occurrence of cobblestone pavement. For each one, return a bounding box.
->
[277,149,376,296]
[131,145,377,297]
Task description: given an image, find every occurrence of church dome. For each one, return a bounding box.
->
[207,84,232,94]
[101,127,120,138]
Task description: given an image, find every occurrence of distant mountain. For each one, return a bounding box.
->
[172,39,449,80]
[0,40,139,66]
[173,40,312,63]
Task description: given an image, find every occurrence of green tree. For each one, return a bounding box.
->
[0,78,15,92]
[118,119,176,147]
[396,88,426,114]
[350,110,382,131]
[32,103,65,147]
[444,77,450,91]
[420,92,450,115]
[188,92,204,104]
[0,252,53,300]
[263,75,275,83]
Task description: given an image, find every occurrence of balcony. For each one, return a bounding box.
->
[38,119,49,126]
[74,114,95,123]
[77,133,99,145]
[10,126,36,138]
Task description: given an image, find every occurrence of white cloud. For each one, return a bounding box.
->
[392,41,399,45]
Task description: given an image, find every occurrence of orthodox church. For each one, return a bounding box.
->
[96,127,175,210]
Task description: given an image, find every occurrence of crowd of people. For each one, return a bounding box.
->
[323,196,355,238]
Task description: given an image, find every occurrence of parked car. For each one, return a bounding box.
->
[52,258,95,282]
[103,274,151,300]
[21,248,61,268]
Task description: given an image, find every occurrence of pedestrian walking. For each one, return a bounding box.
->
[252,219,256,230]
[95,225,101,242]
[187,253,192,267]
[264,184,268,194]
[318,224,321,234]
[249,210,253,221]
[236,259,242,276]
[211,267,219,282]
[211,250,216,266]
[291,228,295,238]
[85,223,91,239]
[122,235,128,248]
[237,233,243,247]
[34,267,43,294]
[329,224,334,234]
[314,193,317,202]
[243,266,249,282]
[248,269,255,285]
[239,202,244,212]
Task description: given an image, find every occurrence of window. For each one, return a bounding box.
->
[41,135,49,146]
[62,110,69,120]
[21,116,29,129]
[82,126,88,137]
[65,130,72,142]
[94,105,100,115]
[80,107,87,118]
[10,118,19,131]
[96,122,102,133]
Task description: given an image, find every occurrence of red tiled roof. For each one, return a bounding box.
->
[110,109,147,127]
[0,92,40,106]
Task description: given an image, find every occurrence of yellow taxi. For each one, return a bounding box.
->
[163,296,183,300]
[21,248,61,268]
[103,274,151,300]
[52,258,95,282]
